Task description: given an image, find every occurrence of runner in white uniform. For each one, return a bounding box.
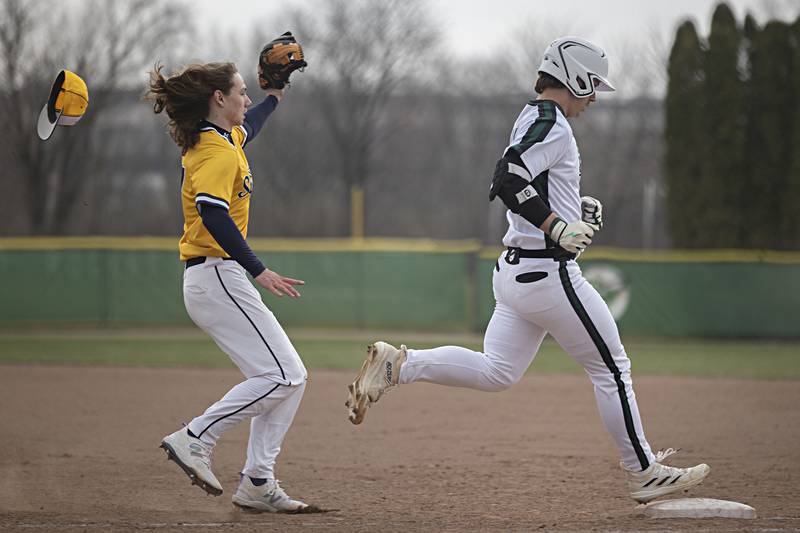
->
[345,37,711,504]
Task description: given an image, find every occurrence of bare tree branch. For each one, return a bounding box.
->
[0,0,192,234]
[290,0,439,190]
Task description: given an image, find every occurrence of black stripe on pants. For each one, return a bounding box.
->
[215,265,287,381]
[196,382,281,438]
[558,261,649,470]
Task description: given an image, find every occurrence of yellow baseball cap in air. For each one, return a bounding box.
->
[37,70,89,141]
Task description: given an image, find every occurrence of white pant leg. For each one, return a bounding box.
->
[183,258,307,384]
[182,257,308,475]
[503,258,655,471]
[186,376,301,447]
[242,381,306,479]
[399,266,546,391]
[553,265,653,471]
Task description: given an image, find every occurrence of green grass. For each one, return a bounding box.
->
[0,328,798,379]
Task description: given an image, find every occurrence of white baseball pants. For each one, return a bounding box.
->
[399,252,655,471]
[183,257,307,479]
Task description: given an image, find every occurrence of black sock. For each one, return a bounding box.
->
[249,477,268,486]
[186,428,199,439]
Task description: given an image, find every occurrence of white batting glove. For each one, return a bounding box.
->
[580,196,603,229]
[548,217,598,254]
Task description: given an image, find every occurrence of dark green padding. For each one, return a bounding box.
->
[1,249,799,337]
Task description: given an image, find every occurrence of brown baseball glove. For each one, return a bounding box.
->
[258,31,307,90]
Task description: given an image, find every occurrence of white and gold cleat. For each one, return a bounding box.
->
[345,341,406,425]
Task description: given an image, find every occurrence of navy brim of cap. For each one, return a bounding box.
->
[37,104,62,141]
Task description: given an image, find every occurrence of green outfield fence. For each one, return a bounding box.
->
[1,237,799,338]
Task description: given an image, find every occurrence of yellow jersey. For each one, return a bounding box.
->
[179,121,254,261]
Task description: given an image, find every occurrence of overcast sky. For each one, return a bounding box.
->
[195,0,799,58]
[188,0,799,97]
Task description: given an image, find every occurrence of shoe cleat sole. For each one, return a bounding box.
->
[159,441,223,496]
[345,344,379,425]
[233,501,328,514]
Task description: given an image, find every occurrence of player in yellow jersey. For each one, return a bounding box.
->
[146,59,313,513]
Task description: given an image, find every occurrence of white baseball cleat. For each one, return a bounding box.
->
[232,476,308,513]
[345,341,407,425]
[160,427,223,496]
[623,448,710,503]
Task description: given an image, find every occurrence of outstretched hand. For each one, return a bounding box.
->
[258,31,307,90]
[264,88,284,101]
[254,269,305,298]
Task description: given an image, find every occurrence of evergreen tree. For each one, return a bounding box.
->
[664,21,705,247]
[700,2,745,248]
[746,21,795,249]
[740,14,760,248]
[665,4,800,250]
[783,17,800,249]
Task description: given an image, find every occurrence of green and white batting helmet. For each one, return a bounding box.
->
[538,37,615,98]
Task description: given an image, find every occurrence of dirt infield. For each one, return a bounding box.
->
[1,366,798,532]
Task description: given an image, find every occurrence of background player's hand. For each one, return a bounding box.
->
[548,217,598,254]
[580,196,603,229]
[254,269,305,298]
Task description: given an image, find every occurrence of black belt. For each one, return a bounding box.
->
[185,256,235,268]
[505,247,575,264]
